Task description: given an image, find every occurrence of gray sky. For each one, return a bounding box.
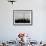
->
[14,11,31,19]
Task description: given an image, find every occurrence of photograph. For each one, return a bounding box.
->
[13,10,32,25]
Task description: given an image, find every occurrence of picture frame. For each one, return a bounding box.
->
[13,10,33,25]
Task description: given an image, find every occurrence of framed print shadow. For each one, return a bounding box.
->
[13,10,33,25]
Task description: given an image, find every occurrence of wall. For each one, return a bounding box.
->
[0,0,46,42]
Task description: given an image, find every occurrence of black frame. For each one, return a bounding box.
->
[13,10,33,26]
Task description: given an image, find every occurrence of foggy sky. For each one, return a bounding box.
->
[14,11,31,19]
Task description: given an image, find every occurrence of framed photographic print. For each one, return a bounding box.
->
[13,10,32,25]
